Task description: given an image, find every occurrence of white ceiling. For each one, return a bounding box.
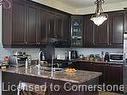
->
[58,0,127,8]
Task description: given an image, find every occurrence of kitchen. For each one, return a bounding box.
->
[0,0,127,95]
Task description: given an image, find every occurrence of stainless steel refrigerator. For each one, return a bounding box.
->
[123,33,127,94]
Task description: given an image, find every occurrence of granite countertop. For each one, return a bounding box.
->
[1,66,102,84]
[76,59,123,65]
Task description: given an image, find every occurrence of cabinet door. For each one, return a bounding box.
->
[46,12,66,41]
[93,63,105,84]
[62,15,70,41]
[104,65,123,85]
[94,20,109,47]
[84,15,94,47]
[26,3,38,45]
[46,12,56,41]
[71,16,83,47]
[55,15,63,39]
[109,11,124,48]
[12,0,26,45]
[36,9,47,45]
[124,10,127,33]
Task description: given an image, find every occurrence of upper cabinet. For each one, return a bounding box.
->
[84,14,109,48]
[125,10,127,33]
[12,0,27,46]
[26,2,39,46]
[71,16,83,47]
[2,0,124,48]
[36,8,48,45]
[94,20,109,47]
[2,0,43,47]
[84,15,94,47]
[84,11,124,48]
[109,11,124,48]
[2,0,70,48]
[2,0,27,47]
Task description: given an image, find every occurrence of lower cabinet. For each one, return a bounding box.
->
[104,64,123,85]
[68,62,123,85]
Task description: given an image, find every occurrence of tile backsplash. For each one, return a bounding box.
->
[0,46,40,61]
[55,48,123,59]
[0,46,123,61]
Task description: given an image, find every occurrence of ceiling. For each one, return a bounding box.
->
[58,0,127,8]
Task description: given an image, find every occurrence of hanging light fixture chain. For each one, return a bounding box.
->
[95,0,104,16]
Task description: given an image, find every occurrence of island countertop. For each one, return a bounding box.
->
[1,66,102,84]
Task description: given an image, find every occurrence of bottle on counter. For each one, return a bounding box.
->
[104,52,109,62]
[25,58,28,69]
[65,51,68,60]
[101,51,105,61]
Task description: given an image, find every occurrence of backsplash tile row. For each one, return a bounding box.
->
[0,44,123,61]
[55,48,123,59]
[0,46,40,61]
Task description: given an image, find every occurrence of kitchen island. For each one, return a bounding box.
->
[1,66,102,95]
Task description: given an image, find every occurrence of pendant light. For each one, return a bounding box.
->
[90,0,108,26]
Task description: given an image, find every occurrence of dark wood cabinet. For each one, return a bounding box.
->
[104,64,123,85]
[84,14,109,48]
[12,0,26,45]
[109,11,124,48]
[26,2,39,45]
[94,20,109,47]
[46,11,70,43]
[2,0,40,47]
[2,0,27,47]
[46,12,55,40]
[84,11,124,48]
[71,16,83,47]
[62,15,70,41]
[2,0,70,48]
[84,15,94,47]
[125,10,127,33]
[36,9,47,45]
[2,0,124,48]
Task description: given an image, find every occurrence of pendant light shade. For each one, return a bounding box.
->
[91,0,108,26]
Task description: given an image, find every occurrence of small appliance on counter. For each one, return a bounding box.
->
[9,51,31,67]
[65,50,78,60]
[0,56,10,69]
[109,53,123,62]
[104,52,123,63]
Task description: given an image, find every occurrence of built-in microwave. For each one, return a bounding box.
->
[109,53,123,62]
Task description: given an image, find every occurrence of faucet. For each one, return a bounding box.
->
[36,51,43,75]
[51,55,54,78]
[39,51,42,65]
